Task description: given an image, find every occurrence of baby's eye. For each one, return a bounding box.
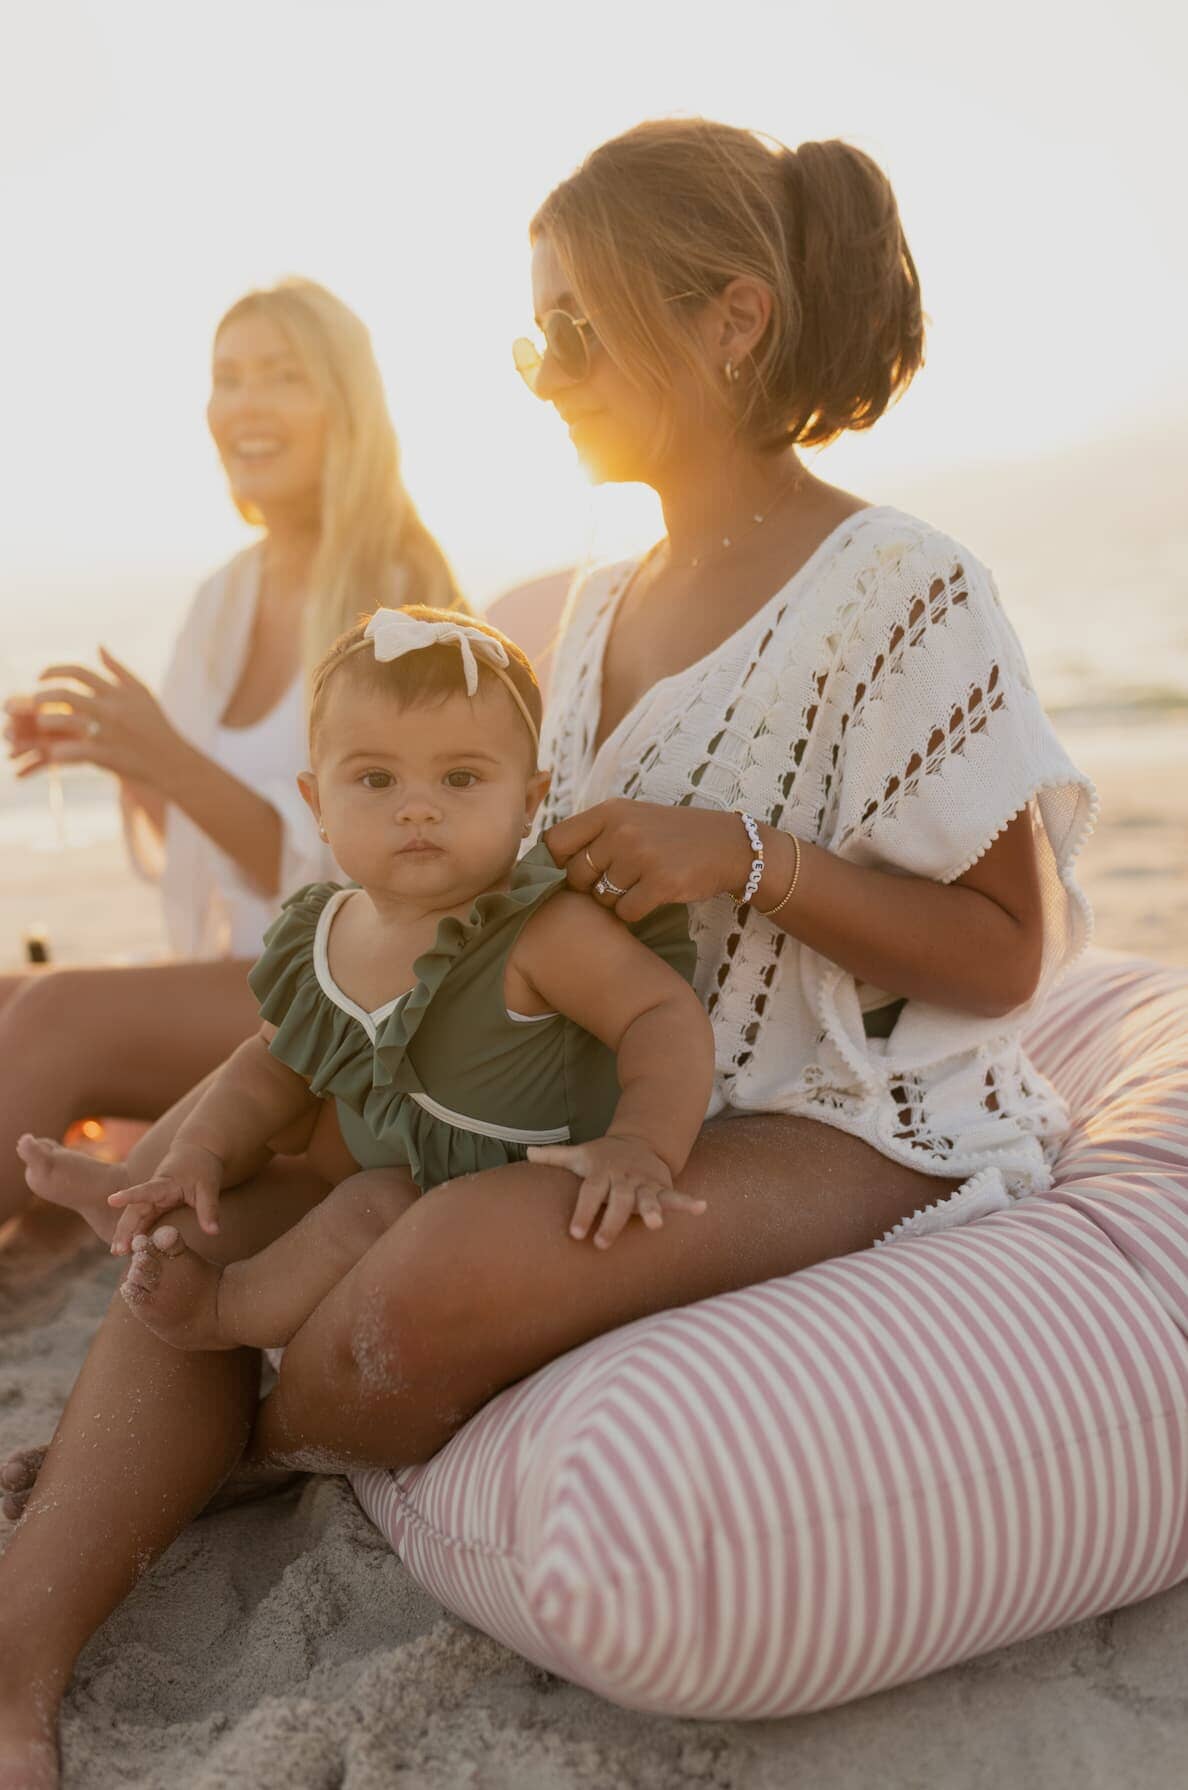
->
[444,770,479,789]
[361,770,393,790]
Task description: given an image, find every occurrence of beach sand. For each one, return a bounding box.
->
[1,716,1186,1788]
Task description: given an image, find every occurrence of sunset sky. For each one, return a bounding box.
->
[2,0,1184,645]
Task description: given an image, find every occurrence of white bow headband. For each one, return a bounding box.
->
[345,609,539,749]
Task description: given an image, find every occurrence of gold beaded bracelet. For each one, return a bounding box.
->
[758,832,801,919]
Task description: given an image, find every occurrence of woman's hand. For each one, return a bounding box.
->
[7,647,185,789]
[543,799,754,922]
[526,1133,707,1250]
[106,1143,224,1256]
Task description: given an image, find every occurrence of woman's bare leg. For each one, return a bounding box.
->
[0,1155,331,1784]
[251,1113,968,1470]
[0,958,261,1222]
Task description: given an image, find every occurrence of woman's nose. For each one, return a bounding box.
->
[532,347,575,404]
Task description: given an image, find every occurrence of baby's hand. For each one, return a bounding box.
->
[106,1144,223,1257]
[526,1135,707,1250]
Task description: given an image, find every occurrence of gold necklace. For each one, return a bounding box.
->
[669,471,804,572]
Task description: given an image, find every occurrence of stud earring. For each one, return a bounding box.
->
[318,825,328,840]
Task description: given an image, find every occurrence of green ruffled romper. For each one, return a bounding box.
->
[247,839,697,1193]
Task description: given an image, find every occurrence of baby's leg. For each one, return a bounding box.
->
[15,1069,222,1241]
[18,1073,320,1249]
[123,1165,419,1352]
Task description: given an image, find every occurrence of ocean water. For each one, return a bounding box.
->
[3,438,1186,856]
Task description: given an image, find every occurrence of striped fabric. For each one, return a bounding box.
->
[351,949,1188,1715]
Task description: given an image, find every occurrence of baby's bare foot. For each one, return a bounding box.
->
[16,1135,126,1242]
[0,1447,47,1522]
[120,1226,235,1350]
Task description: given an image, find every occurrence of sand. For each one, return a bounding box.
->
[2,714,1186,1788]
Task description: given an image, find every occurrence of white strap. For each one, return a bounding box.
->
[407,1087,570,1146]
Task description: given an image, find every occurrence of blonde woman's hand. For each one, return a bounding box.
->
[12,647,186,788]
[543,799,755,922]
[526,1134,707,1250]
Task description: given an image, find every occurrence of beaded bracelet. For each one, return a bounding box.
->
[758,832,802,919]
[735,812,765,904]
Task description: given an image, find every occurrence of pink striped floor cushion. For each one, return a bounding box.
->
[351,949,1188,1715]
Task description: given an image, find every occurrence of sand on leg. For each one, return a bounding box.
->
[122,1166,419,1351]
[247,1111,968,1472]
[0,1153,333,1786]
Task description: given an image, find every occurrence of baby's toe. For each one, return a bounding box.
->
[150,1225,185,1257]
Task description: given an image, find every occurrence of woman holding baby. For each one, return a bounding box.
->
[0,118,1095,1784]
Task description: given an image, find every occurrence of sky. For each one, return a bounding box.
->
[1,0,1185,670]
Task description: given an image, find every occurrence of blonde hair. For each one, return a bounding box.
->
[531,119,925,455]
[214,277,466,687]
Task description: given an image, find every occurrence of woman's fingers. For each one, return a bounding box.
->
[543,805,612,867]
[28,686,101,718]
[37,663,113,694]
[609,881,661,924]
[36,738,138,777]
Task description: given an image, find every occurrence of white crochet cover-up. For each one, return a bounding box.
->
[535,505,1100,1244]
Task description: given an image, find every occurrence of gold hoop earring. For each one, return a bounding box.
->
[724,358,742,384]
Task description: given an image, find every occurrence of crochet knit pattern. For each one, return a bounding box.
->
[535,507,1100,1241]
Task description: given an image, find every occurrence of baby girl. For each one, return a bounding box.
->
[19,607,715,1353]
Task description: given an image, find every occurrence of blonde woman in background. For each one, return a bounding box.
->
[0,277,463,1226]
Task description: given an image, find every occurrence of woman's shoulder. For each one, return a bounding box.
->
[183,542,263,627]
[841,505,990,582]
[820,505,1001,641]
[562,554,643,633]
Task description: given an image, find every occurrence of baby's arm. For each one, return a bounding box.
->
[109,1028,318,1245]
[510,894,716,1246]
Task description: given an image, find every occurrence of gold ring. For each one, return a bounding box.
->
[583,848,599,874]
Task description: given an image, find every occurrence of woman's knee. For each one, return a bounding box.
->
[331,1190,491,1394]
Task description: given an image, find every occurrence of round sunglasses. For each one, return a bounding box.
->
[512,309,597,394]
[513,291,703,395]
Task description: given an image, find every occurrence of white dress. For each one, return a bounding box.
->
[535,506,1100,1244]
[121,544,341,959]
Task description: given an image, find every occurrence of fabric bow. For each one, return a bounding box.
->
[363,609,511,695]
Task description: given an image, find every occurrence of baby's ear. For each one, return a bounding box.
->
[525,767,552,818]
[296,770,321,825]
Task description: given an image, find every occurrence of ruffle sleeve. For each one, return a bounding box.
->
[807,524,1099,1073]
[247,881,376,1110]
